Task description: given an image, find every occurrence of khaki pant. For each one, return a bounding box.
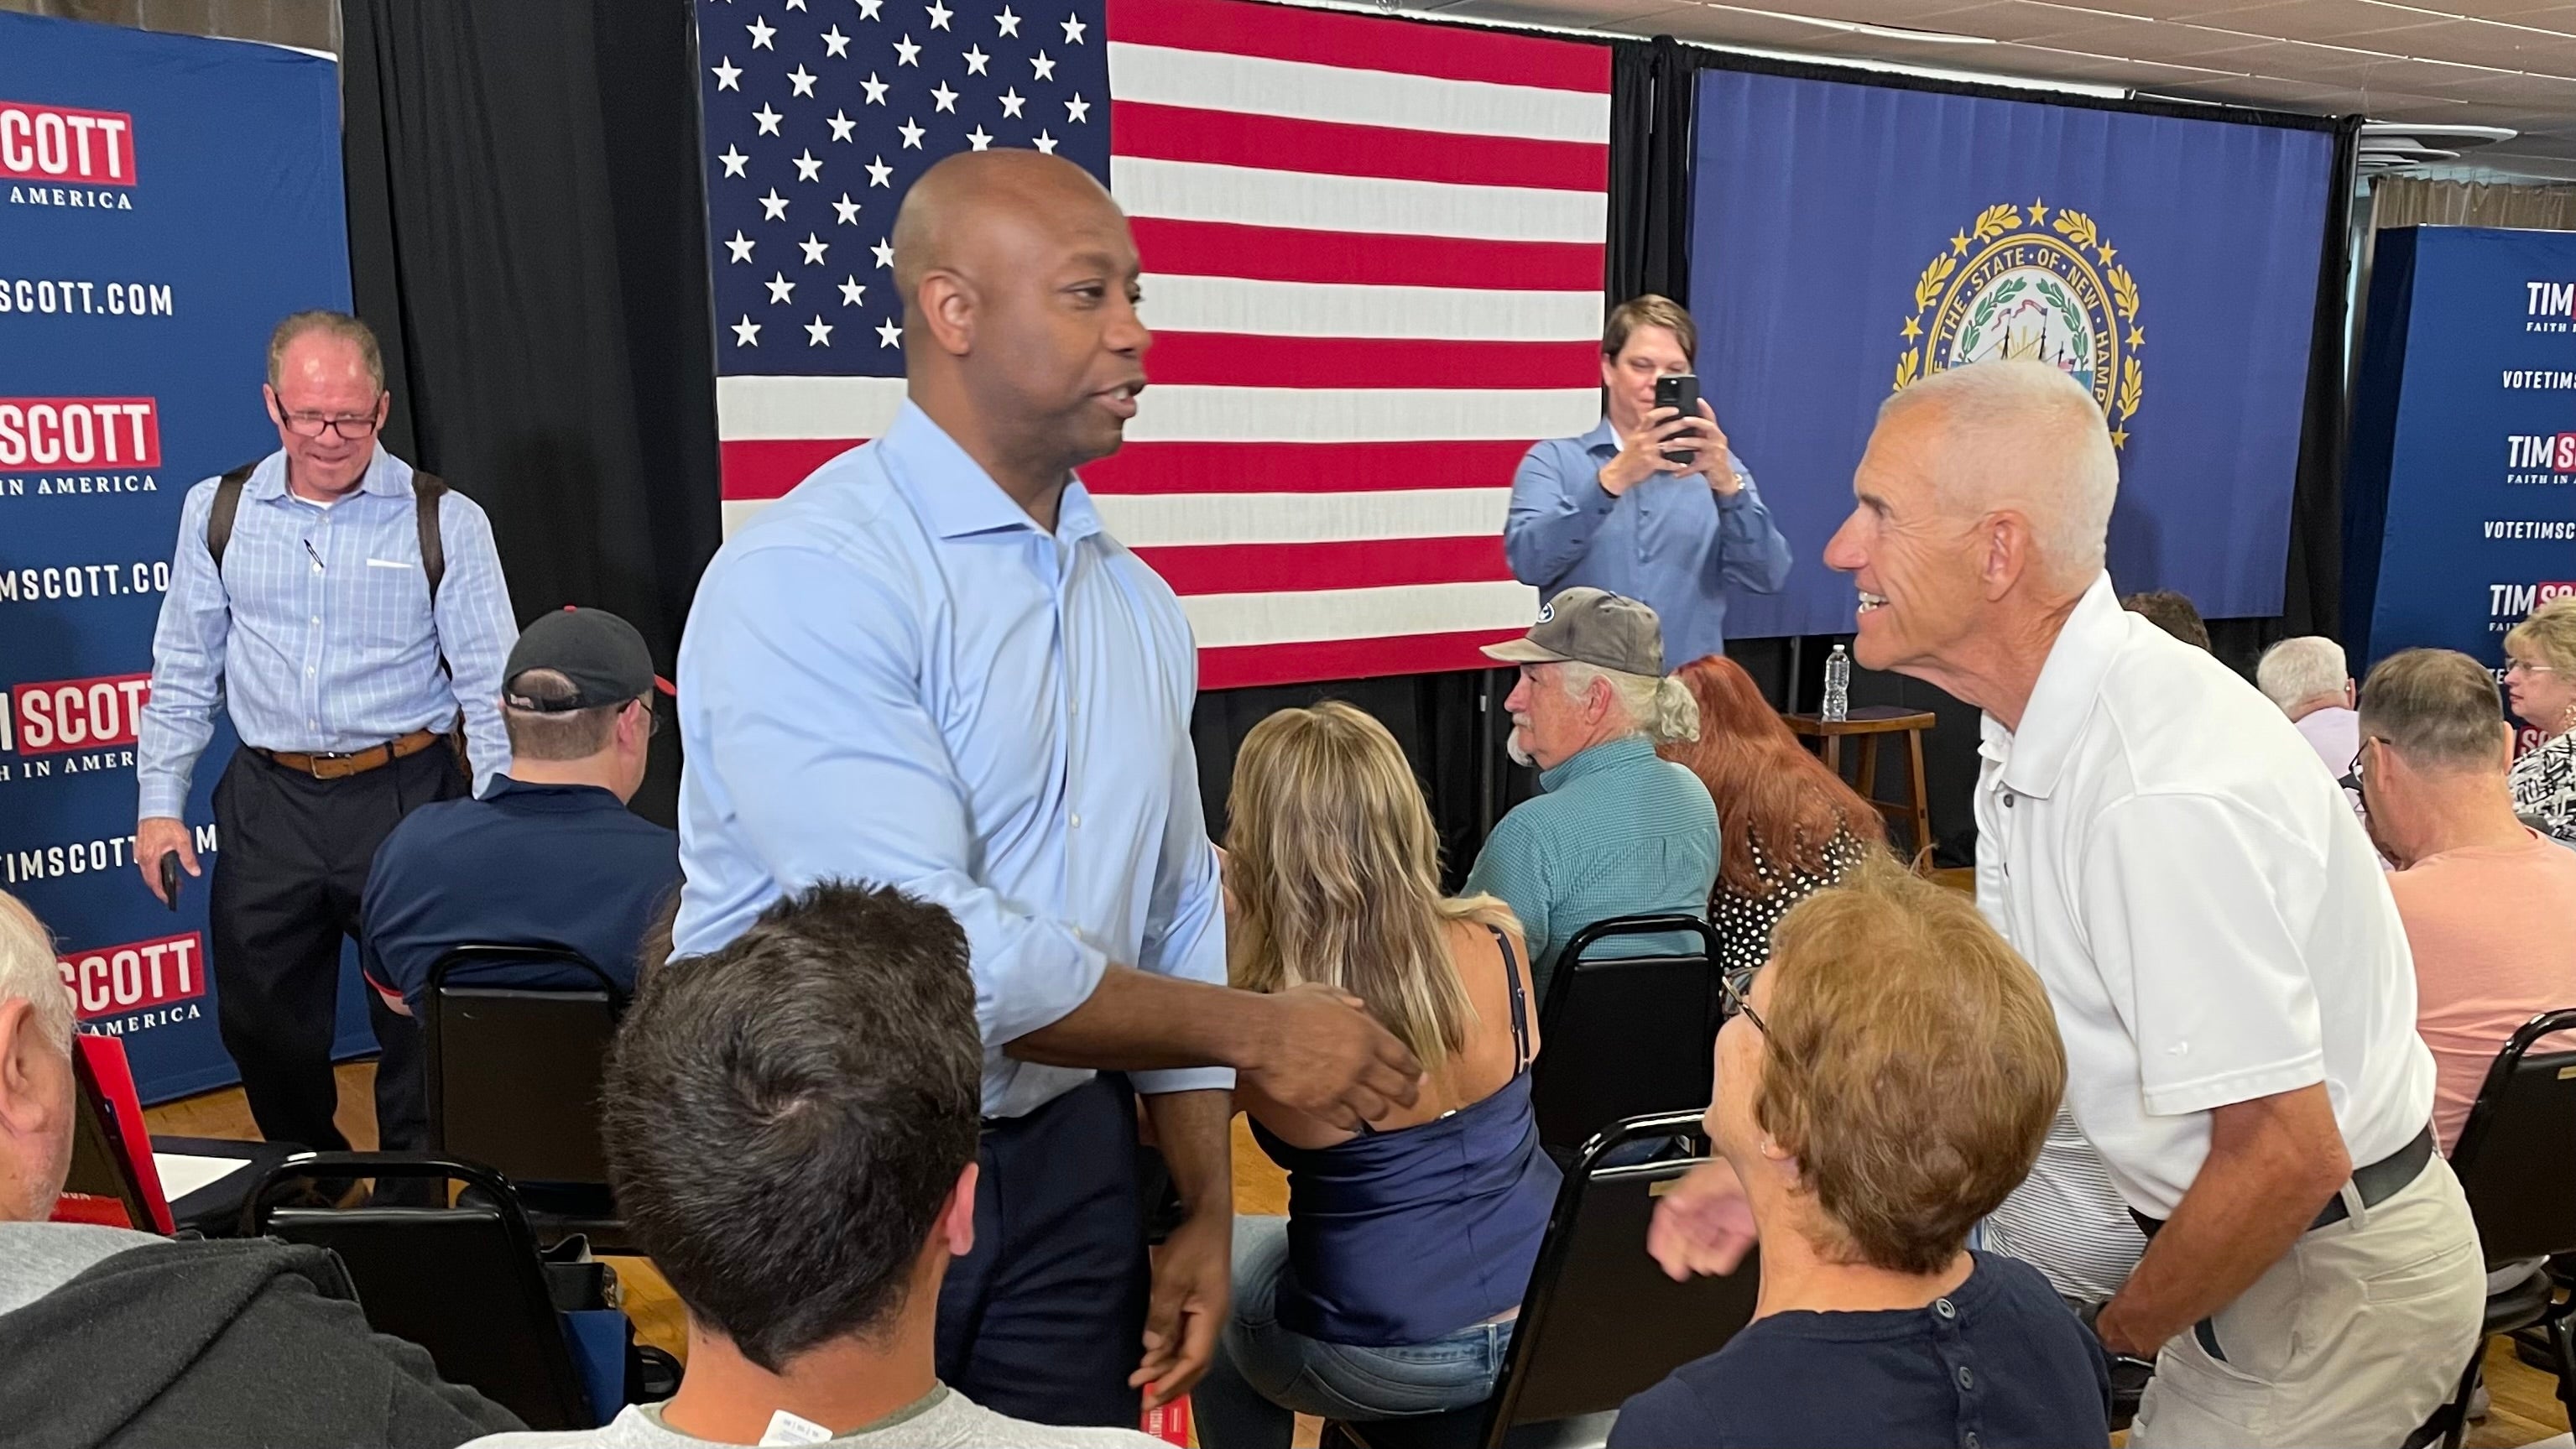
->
[2129,1154,2485,1448]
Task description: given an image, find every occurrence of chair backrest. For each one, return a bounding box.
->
[1530,915,1723,1153]
[425,945,623,1188]
[1480,1112,1760,1443]
[2448,1007,2576,1265]
[247,1152,592,1431]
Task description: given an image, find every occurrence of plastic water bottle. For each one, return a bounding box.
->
[1822,644,1851,722]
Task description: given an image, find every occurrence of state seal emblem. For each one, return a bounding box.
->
[1896,200,2144,447]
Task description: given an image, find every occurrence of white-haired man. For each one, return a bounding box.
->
[1465,587,1715,999]
[0,891,515,1446]
[1645,361,2479,1447]
[2259,636,2360,780]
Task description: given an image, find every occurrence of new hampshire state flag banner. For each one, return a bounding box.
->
[1689,67,2339,638]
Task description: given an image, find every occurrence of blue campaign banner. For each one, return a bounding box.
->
[0,13,368,1102]
[2346,227,2576,718]
[1688,68,2338,638]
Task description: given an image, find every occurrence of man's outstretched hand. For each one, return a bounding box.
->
[1240,983,1424,1132]
[1646,1158,1759,1280]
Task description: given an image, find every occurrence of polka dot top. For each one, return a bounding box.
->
[1713,825,1869,981]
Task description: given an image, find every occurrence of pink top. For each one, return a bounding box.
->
[2294,706,2360,778]
[2393,828,2576,1152]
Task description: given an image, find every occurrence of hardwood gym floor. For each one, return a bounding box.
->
[146,1065,2568,1449]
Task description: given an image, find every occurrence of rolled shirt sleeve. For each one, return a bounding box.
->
[1709,462,1793,596]
[681,545,1113,1050]
[1504,438,1618,587]
[136,478,232,821]
[1131,740,1233,1096]
[2079,791,2328,1118]
[429,493,518,794]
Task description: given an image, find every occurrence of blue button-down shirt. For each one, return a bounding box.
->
[1504,417,1793,670]
[673,401,1231,1118]
[137,446,517,818]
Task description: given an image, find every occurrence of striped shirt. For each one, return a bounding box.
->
[137,446,517,818]
[1979,1109,2148,1304]
[1462,734,1718,999]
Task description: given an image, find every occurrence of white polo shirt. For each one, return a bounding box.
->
[1974,575,2433,1219]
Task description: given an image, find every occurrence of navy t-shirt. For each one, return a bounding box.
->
[361,775,681,1009]
[1608,1251,2110,1449]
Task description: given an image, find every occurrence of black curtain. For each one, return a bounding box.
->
[1606,37,1696,306]
[340,0,722,826]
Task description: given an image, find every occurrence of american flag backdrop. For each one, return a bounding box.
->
[696,0,1610,689]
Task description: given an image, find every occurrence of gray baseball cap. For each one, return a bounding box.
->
[1482,587,1666,676]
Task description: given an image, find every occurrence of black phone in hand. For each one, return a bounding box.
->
[1654,373,1699,465]
[159,851,180,911]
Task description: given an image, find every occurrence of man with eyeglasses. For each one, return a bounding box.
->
[135,310,517,1163]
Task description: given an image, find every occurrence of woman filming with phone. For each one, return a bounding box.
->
[1504,295,1791,670]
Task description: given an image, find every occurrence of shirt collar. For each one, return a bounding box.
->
[1577,414,1619,456]
[1540,733,1656,792]
[478,774,628,811]
[249,444,404,503]
[883,399,1100,545]
[1986,572,2125,800]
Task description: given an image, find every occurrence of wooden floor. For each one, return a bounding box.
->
[147,1067,2567,1447]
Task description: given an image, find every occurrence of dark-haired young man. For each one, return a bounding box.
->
[465,882,1160,1448]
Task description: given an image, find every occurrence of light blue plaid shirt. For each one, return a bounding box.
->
[136,446,517,818]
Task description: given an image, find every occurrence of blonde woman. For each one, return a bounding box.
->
[1194,702,1560,1449]
[2506,596,2576,844]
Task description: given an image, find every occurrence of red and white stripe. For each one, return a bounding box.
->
[718,0,1609,690]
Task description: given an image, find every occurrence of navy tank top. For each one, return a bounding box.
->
[1251,926,1563,1347]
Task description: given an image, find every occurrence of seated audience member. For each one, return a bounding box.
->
[2118,589,2210,652]
[1658,654,1885,980]
[1465,588,1717,996]
[2358,649,2576,1152]
[467,882,1161,1449]
[362,607,681,1019]
[1612,857,2108,1449]
[1196,704,1557,1449]
[2504,597,2576,844]
[0,890,518,1449]
[2258,636,2360,779]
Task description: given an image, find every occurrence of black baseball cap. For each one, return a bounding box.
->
[503,607,671,711]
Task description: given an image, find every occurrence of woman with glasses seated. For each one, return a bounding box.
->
[1612,855,2109,1449]
[1193,702,1559,1449]
[2504,597,2576,845]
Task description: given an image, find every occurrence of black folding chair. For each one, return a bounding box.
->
[1326,1112,1761,1449]
[244,1152,596,1431]
[423,944,629,1248]
[1529,915,1723,1155]
[2414,1009,2576,1449]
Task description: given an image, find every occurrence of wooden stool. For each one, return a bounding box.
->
[1783,706,1937,866]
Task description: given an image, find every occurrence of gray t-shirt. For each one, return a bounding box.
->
[465,1385,1164,1449]
[0,1221,168,1315]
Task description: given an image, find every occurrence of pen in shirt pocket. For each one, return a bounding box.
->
[303,539,326,572]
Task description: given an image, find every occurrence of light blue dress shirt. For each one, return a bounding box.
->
[137,446,517,818]
[1504,417,1793,670]
[673,401,1233,1118]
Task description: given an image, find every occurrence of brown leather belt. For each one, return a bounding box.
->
[255,727,447,781]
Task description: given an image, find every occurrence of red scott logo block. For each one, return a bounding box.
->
[0,399,159,470]
[56,931,202,1020]
[0,101,135,186]
[3,671,150,756]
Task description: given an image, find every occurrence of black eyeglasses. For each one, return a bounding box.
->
[282,411,382,440]
[1719,970,1766,1035]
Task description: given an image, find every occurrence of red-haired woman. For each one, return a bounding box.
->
[1659,654,1887,979]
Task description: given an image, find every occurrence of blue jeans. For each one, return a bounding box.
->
[1192,1215,1511,1449]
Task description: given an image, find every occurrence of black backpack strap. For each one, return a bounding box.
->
[203,460,261,578]
[410,470,447,606]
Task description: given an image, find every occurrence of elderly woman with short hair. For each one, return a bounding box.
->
[1609,856,2109,1449]
[2505,596,2576,844]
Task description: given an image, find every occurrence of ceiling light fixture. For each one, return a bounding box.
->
[1699,39,2135,98]
[1698,3,1998,44]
